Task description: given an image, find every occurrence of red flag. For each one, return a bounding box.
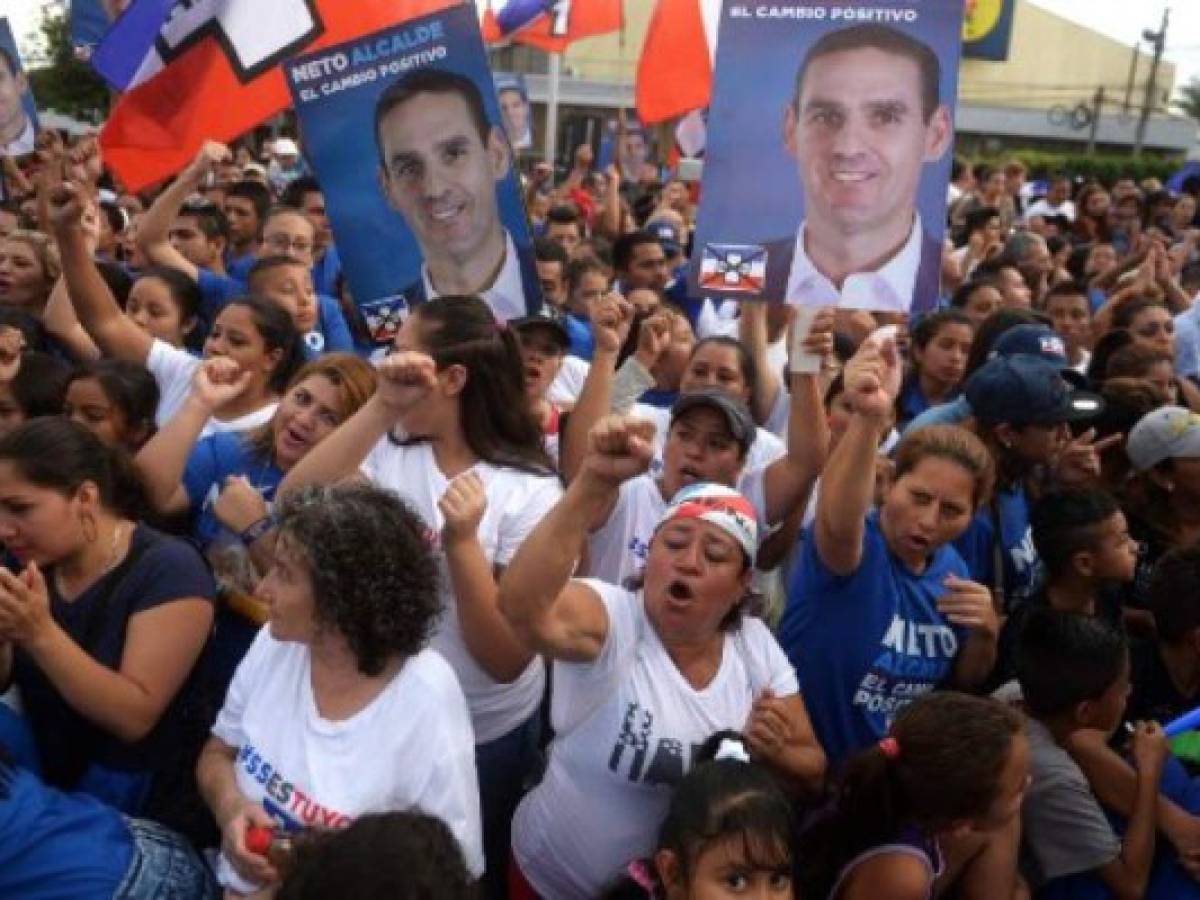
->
[100,0,456,193]
[636,0,719,124]
[481,0,622,53]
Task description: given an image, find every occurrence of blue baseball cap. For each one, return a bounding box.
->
[965,355,1104,427]
[990,323,1087,387]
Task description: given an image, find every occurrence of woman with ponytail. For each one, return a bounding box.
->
[0,417,216,822]
[796,692,1029,900]
[280,295,562,900]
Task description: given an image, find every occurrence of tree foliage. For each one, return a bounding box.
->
[24,1,109,123]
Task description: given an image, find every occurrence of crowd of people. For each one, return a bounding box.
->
[2,115,1200,900]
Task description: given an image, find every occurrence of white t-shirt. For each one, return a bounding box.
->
[361,439,562,742]
[629,402,786,478]
[212,628,483,893]
[146,339,278,436]
[585,469,768,587]
[512,580,799,899]
[549,355,589,406]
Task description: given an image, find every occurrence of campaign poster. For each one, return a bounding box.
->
[284,4,541,347]
[0,18,40,159]
[494,72,532,151]
[690,2,964,315]
[70,0,115,58]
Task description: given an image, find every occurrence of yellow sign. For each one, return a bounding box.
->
[963,0,1003,42]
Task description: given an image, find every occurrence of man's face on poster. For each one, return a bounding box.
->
[623,131,649,169]
[0,54,29,142]
[378,90,510,264]
[498,88,530,143]
[784,46,950,240]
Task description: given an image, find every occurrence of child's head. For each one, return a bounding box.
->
[642,732,794,900]
[0,352,70,438]
[796,693,1026,900]
[1043,281,1092,354]
[1031,489,1138,585]
[64,359,159,453]
[278,811,472,900]
[1149,546,1200,651]
[1016,607,1129,736]
[248,255,319,334]
[127,265,202,348]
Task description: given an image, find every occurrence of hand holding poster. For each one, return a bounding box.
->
[287,4,543,347]
[0,18,39,159]
[690,1,965,315]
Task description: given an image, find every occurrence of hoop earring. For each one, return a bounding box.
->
[80,512,98,543]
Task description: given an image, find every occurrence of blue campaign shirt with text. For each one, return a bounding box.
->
[184,432,283,550]
[778,513,968,766]
[954,483,1040,612]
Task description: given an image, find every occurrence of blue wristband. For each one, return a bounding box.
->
[239,515,275,545]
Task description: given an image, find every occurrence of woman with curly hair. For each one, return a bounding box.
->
[195,483,482,899]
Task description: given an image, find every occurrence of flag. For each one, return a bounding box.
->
[636,0,720,124]
[699,244,767,294]
[481,0,622,53]
[98,0,456,192]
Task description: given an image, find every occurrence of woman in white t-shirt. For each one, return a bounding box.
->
[280,295,562,899]
[196,482,482,897]
[50,189,303,434]
[498,429,826,899]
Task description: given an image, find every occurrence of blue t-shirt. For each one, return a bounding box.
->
[12,526,216,811]
[195,268,245,323]
[225,250,257,283]
[183,431,284,550]
[778,513,968,765]
[954,483,1040,613]
[901,394,972,436]
[565,312,594,361]
[0,757,133,899]
[896,379,932,429]
[305,292,354,358]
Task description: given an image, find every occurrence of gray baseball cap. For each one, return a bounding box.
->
[670,390,756,453]
[1127,406,1200,471]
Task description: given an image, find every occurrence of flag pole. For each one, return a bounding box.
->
[544,51,561,167]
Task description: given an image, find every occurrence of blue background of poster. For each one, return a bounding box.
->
[0,18,41,137]
[690,1,964,305]
[284,3,536,315]
[70,0,112,54]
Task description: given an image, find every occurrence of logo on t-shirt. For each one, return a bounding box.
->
[852,614,958,728]
[607,701,703,789]
[238,743,352,831]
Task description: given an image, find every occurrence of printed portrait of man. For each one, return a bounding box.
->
[763,24,952,313]
[374,67,540,321]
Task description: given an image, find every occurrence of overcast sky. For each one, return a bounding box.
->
[4,0,1198,93]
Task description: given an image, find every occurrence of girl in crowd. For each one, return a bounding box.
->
[948,279,1004,329]
[796,692,1028,900]
[1106,345,1181,406]
[0,418,215,823]
[604,732,795,900]
[895,310,973,429]
[63,359,160,453]
[280,296,561,900]
[1112,297,1175,359]
[196,483,482,898]
[0,231,58,315]
[779,339,1000,766]
[499,436,824,898]
[134,352,375,686]
[49,180,304,433]
[956,354,1109,612]
[512,315,571,462]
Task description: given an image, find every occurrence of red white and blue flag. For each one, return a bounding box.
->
[95,0,455,192]
[481,0,622,53]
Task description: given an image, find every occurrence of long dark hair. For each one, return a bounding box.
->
[408,296,554,476]
[219,294,306,394]
[0,416,148,520]
[796,693,1023,900]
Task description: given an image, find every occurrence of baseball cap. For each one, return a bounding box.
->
[242,162,267,178]
[656,482,758,561]
[989,323,1087,387]
[645,218,683,257]
[670,390,756,452]
[511,313,569,352]
[965,355,1104,427]
[1126,406,1200,471]
[273,137,300,157]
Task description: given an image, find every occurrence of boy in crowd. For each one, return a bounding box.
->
[1017,610,1200,897]
[990,489,1138,689]
[1044,281,1093,375]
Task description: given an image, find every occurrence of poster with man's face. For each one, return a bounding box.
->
[494,72,532,151]
[284,4,541,348]
[0,19,39,160]
[690,2,964,314]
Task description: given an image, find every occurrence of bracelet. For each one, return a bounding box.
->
[239,515,275,545]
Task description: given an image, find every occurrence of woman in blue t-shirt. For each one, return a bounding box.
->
[0,418,216,819]
[133,352,376,687]
[778,339,1000,766]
